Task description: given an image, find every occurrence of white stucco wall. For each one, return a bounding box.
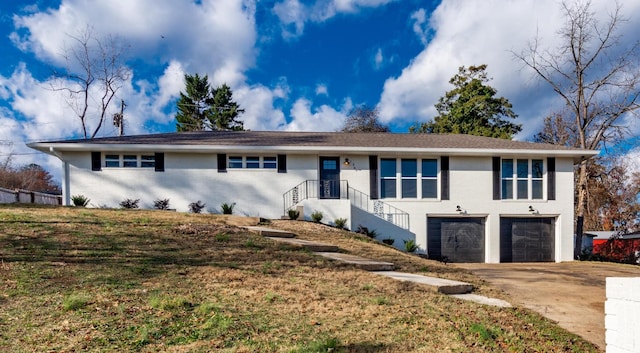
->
[60,150,576,262]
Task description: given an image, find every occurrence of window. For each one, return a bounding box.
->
[380,159,396,198]
[263,156,277,169]
[246,156,260,169]
[501,159,544,200]
[401,159,417,198]
[141,155,155,168]
[105,154,120,168]
[229,156,243,168]
[422,159,438,198]
[323,159,337,170]
[123,155,137,168]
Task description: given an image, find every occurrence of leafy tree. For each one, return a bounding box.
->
[410,65,521,139]
[52,27,130,139]
[175,74,244,132]
[0,160,60,193]
[340,106,390,133]
[515,0,640,257]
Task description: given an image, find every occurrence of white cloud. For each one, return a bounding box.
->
[410,8,428,45]
[378,0,640,139]
[373,48,383,70]
[234,84,288,131]
[273,0,397,38]
[315,83,329,96]
[284,98,349,131]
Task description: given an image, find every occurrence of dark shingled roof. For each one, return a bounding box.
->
[40,130,585,151]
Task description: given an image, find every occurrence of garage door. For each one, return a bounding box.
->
[427,217,485,263]
[500,218,555,262]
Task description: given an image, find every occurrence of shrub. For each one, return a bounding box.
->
[153,198,170,210]
[404,239,419,253]
[334,218,348,229]
[287,208,300,220]
[63,293,90,311]
[119,198,140,209]
[71,195,90,207]
[382,238,395,245]
[356,224,377,239]
[311,210,323,223]
[221,202,235,215]
[188,201,206,213]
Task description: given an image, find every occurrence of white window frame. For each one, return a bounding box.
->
[501,158,545,200]
[379,157,441,200]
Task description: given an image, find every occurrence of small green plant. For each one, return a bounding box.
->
[188,200,206,213]
[356,224,377,239]
[119,198,140,209]
[311,210,323,223]
[221,202,235,214]
[215,233,230,242]
[298,337,339,353]
[372,296,390,305]
[404,239,419,253]
[287,208,300,220]
[382,238,395,245]
[63,293,90,311]
[264,292,282,303]
[71,195,90,207]
[153,198,170,210]
[334,217,347,229]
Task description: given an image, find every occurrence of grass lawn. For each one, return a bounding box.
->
[0,205,600,352]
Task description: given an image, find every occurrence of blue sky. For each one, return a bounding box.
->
[1,0,639,176]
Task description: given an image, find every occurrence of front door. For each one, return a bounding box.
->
[319,157,340,199]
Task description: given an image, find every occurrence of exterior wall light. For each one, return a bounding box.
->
[343,158,351,166]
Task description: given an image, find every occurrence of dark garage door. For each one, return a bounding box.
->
[427,217,485,263]
[500,218,555,262]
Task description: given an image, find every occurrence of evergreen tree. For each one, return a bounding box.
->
[175,74,244,131]
[410,65,521,139]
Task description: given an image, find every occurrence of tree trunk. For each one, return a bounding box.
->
[574,160,589,258]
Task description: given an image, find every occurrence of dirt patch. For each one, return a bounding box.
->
[455,262,640,350]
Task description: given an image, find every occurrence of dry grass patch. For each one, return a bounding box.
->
[0,205,599,352]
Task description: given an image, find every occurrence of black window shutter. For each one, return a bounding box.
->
[492,157,501,200]
[217,154,227,173]
[155,153,165,172]
[91,152,101,171]
[441,156,450,200]
[547,157,556,200]
[277,154,287,173]
[369,155,378,199]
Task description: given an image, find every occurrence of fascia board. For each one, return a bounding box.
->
[28,142,599,160]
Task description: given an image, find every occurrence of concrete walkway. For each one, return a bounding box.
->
[245,225,511,307]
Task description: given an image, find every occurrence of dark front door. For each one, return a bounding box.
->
[319,157,340,199]
[500,217,555,262]
[427,217,485,263]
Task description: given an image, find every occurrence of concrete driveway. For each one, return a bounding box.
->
[455,262,640,350]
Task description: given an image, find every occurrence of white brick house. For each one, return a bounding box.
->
[28,131,597,263]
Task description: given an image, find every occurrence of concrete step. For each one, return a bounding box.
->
[266,237,340,252]
[450,294,512,308]
[245,226,296,238]
[315,252,396,271]
[375,271,473,295]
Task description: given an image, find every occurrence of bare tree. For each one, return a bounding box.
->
[53,27,130,139]
[340,106,390,133]
[515,0,640,258]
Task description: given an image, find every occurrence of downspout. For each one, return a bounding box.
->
[49,147,70,206]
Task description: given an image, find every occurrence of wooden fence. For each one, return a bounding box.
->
[0,187,62,205]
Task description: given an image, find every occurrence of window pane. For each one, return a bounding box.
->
[380,159,396,177]
[401,159,417,177]
[517,180,528,199]
[322,159,337,170]
[229,156,243,168]
[381,179,396,198]
[123,155,137,168]
[422,159,437,177]
[422,179,437,198]
[246,156,260,169]
[517,159,528,178]
[141,155,155,168]
[263,156,277,169]
[532,159,543,178]
[532,180,543,199]
[502,180,513,199]
[402,179,416,198]
[502,159,513,178]
[105,154,119,167]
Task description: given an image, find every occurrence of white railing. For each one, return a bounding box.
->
[0,187,62,205]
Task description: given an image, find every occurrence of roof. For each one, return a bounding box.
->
[28,131,598,160]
